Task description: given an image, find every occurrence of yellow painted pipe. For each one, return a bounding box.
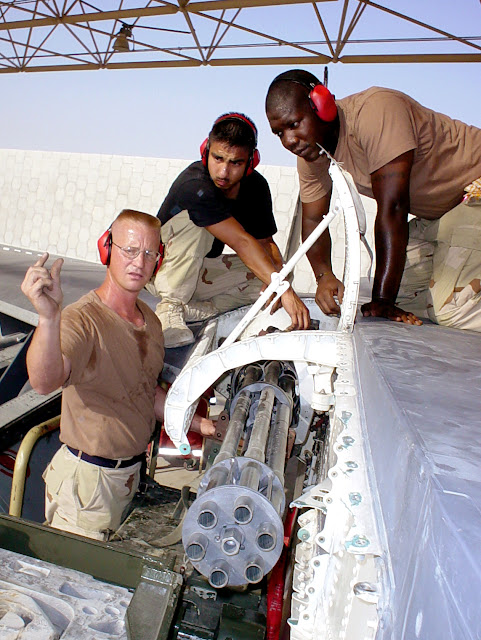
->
[9,416,60,518]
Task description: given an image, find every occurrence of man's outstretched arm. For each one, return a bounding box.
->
[302,193,345,315]
[364,150,422,325]
[21,253,71,394]
[205,217,311,330]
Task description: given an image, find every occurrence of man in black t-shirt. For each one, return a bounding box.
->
[148,113,309,348]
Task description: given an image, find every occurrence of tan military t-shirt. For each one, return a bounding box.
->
[59,291,165,458]
[298,87,481,219]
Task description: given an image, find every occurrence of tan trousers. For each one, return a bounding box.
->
[43,445,141,541]
[398,201,481,331]
[146,210,263,313]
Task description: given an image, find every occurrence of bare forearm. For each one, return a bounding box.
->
[303,222,333,278]
[259,238,284,271]
[27,315,67,394]
[361,213,421,325]
[370,150,414,303]
[233,236,280,286]
[362,152,420,325]
[206,220,279,286]
[237,236,310,329]
[372,212,409,302]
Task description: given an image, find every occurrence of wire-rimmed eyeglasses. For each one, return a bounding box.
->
[111,240,160,263]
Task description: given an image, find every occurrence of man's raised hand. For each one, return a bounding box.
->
[21,252,64,320]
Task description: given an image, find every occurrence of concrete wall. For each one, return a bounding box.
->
[0,148,375,294]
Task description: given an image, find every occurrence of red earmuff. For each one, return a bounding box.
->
[308,83,337,122]
[97,227,164,276]
[200,112,261,177]
[97,228,112,266]
[271,72,338,123]
[200,138,209,166]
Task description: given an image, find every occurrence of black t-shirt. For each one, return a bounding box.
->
[157,161,276,257]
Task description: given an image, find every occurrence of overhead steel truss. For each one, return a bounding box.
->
[0,0,480,74]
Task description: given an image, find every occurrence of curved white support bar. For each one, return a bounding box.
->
[164,331,339,452]
[327,160,363,332]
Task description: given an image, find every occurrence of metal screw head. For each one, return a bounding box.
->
[347,534,369,548]
[298,528,310,542]
[349,492,362,506]
[222,527,243,556]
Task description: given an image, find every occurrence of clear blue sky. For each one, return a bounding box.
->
[1,2,480,166]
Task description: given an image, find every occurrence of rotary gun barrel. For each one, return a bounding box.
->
[182,360,298,587]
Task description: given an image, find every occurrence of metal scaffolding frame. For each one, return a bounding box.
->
[0,0,479,74]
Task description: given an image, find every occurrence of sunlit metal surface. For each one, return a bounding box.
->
[0,0,479,74]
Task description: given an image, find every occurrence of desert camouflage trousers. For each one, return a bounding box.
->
[397,201,481,331]
[43,445,141,541]
[146,209,263,313]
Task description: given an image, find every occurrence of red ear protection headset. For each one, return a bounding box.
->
[274,72,337,122]
[97,228,164,276]
[200,112,261,177]
[306,82,337,122]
